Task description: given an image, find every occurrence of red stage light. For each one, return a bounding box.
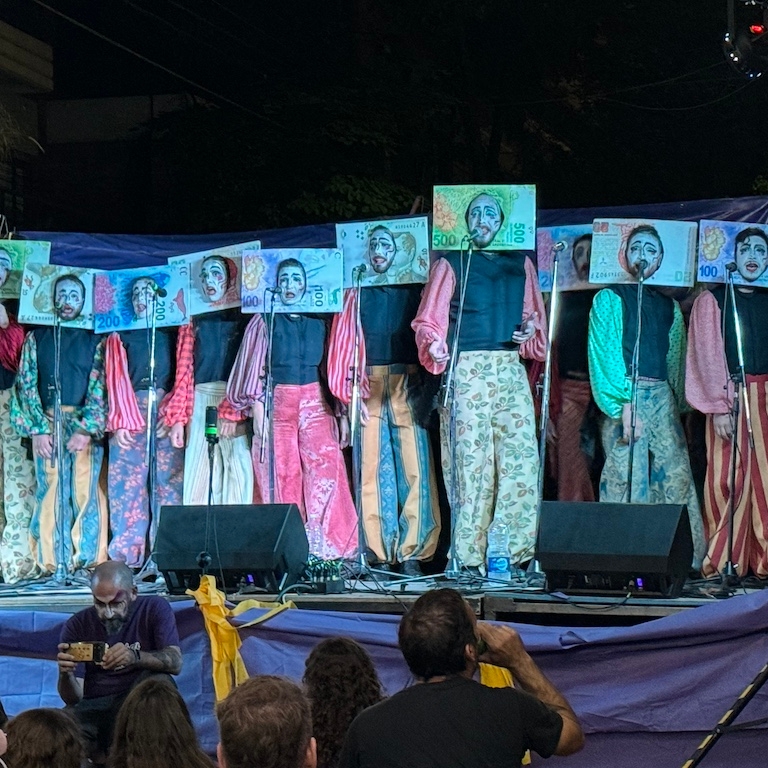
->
[749,24,766,35]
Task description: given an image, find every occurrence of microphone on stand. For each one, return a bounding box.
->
[205,406,219,445]
[149,281,167,298]
[726,261,738,274]
[352,265,367,280]
[266,286,282,295]
[552,241,567,252]
[636,259,649,283]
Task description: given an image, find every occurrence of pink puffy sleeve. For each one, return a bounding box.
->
[686,290,732,415]
[218,313,267,422]
[519,256,547,363]
[105,332,145,432]
[327,289,370,405]
[411,258,456,375]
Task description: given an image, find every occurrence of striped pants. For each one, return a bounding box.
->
[108,390,184,567]
[182,382,253,506]
[0,389,38,582]
[702,376,768,577]
[441,351,539,568]
[253,382,357,560]
[361,365,440,564]
[32,412,108,574]
[600,380,705,567]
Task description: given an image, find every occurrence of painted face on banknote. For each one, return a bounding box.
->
[277,259,307,306]
[735,229,768,283]
[465,193,504,249]
[367,226,397,274]
[54,275,86,321]
[626,225,664,281]
[571,235,592,283]
[199,255,229,303]
[131,277,155,319]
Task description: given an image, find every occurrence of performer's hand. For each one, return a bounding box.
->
[713,413,733,440]
[621,403,643,443]
[114,428,135,450]
[169,422,185,449]
[156,421,169,439]
[101,642,136,671]
[338,413,350,448]
[67,432,91,453]
[32,434,53,460]
[477,622,529,671]
[428,333,450,365]
[218,418,237,439]
[56,643,78,674]
[512,313,537,344]
[0,302,9,329]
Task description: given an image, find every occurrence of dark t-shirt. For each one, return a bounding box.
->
[337,676,562,768]
[60,596,180,699]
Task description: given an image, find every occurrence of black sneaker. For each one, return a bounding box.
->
[401,560,422,577]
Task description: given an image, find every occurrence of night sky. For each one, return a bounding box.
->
[2,0,767,232]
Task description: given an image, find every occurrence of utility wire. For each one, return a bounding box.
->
[30,0,284,126]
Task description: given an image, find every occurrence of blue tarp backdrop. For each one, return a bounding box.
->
[22,195,768,271]
[1,592,768,767]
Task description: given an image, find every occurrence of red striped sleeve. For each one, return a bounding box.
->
[327,289,369,405]
[105,332,145,432]
[159,322,195,427]
[219,313,266,422]
[411,258,455,374]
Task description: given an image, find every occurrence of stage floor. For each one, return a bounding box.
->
[0,572,750,627]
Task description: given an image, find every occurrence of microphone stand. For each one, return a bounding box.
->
[143,294,160,572]
[349,267,366,571]
[197,410,218,583]
[442,238,474,578]
[626,266,647,503]
[530,243,563,575]
[259,290,278,504]
[721,267,753,584]
[51,311,69,583]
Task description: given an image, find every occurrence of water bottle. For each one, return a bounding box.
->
[486,523,512,581]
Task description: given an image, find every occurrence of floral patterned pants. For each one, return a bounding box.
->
[0,388,38,582]
[440,350,539,568]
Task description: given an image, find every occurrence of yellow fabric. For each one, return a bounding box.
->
[187,575,296,701]
[478,663,531,766]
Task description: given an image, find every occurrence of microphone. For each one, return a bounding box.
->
[267,286,282,295]
[149,281,167,298]
[467,227,481,240]
[352,264,367,279]
[552,241,567,252]
[636,259,649,283]
[726,261,738,273]
[205,406,218,444]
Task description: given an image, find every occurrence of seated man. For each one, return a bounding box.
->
[216,676,316,768]
[338,588,584,768]
[56,561,182,764]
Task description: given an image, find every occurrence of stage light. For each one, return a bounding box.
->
[723,0,768,78]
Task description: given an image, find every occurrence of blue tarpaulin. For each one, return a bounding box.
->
[1,592,767,767]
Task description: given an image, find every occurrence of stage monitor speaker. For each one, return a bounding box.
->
[154,504,309,595]
[537,502,693,598]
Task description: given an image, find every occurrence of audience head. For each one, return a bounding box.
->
[4,708,84,768]
[217,676,316,768]
[398,588,479,681]
[108,677,214,768]
[303,637,384,768]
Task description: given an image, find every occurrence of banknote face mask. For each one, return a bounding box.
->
[735,232,768,283]
[131,277,155,319]
[277,260,307,306]
[571,235,592,282]
[626,227,663,281]
[367,227,397,274]
[54,276,85,321]
[466,193,503,249]
[0,251,11,289]
[200,256,229,303]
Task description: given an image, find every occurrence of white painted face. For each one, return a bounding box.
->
[277,264,306,306]
[736,235,768,283]
[131,277,155,319]
[200,257,228,303]
[54,277,85,321]
[367,229,397,274]
[466,194,503,248]
[627,230,663,280]
[0,252,12,289]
